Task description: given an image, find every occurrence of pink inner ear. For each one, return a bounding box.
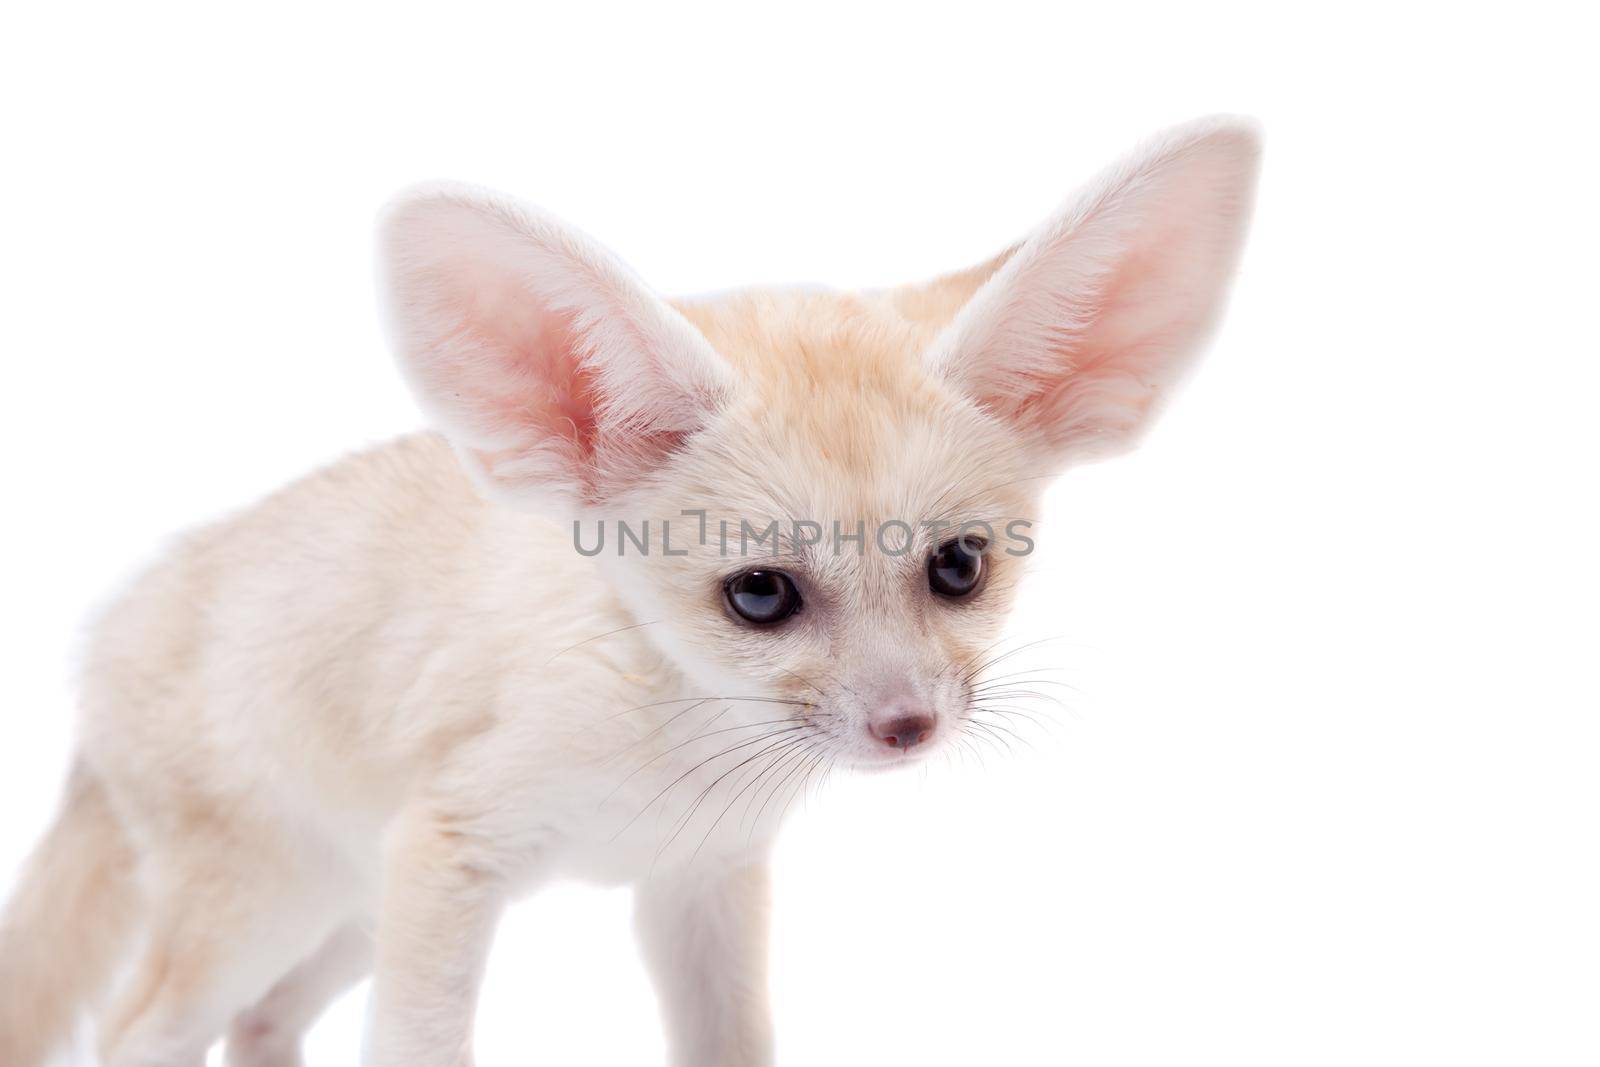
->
[489,297,698,496]
[932,122,1258,460]
[413,249,606,488]
[387,189,735,507]
[424,256,700,504]
[495,298,601,460]
[1019,241,1199,449]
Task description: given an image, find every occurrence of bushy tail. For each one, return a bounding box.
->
[0,762,141,1066]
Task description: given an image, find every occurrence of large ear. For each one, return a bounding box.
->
[923,116,1260,463]
[381,184,733,510]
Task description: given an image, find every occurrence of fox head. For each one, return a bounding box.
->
[382,117,1259,770]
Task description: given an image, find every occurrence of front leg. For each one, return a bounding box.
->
[364,802,509,1067]
[634,859,776,1067]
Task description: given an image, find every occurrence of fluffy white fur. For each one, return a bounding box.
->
[0,117,1259,1067]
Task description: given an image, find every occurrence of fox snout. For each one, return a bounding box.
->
[868,708,937,752]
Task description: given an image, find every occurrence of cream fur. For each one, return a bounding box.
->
[0,116,1259,1067]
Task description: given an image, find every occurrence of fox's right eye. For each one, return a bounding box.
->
[725,569,803,625]
[928,536,986,598]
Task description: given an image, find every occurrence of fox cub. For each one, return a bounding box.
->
[0,117,1259,1066]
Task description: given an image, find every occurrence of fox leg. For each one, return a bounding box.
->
[634,858,776,1067]
[226,920,374,1067]
[98,839,341,1067]
[362,802,509,1067]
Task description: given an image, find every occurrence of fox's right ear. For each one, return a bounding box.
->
[380,185,733,512]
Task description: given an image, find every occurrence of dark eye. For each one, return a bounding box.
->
[928,536,986,598]
[725,569,803,625]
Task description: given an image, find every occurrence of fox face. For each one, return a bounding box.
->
[382,118,1259,772]
[604,291,1042,769]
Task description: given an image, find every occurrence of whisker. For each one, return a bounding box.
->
[545,619,662,665]
[739,740,819,839]
[605,694,810,721]
[604,713,819,796]
[969,674,1081,697]
[691,737,820,861]
[966,720,1007,762]
[969,704,1063,732]
[606,706,805,800]
[949,635,1013,686]
[768,745,829,835]
[609,725,810,840]
[960,635,1074,685]
[970,685,1073,704]
[604,695,718,722]
[656,730,815,861]
[966,717,1018,755]
[968,715,1036,753]
[600,698,714,762]
[754,740,825,832]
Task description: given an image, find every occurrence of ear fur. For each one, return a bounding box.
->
[923,116,1261,463]
[380,184,732,511]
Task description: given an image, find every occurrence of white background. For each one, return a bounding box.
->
[3,3,1597,1064]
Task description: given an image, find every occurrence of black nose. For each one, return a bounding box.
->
[871,714,935,750]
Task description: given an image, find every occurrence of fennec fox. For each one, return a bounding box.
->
[0,117,1259,1066]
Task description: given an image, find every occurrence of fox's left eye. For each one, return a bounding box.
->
[928,537,986,598]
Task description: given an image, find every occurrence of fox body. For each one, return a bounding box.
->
[0,118,1259,1066]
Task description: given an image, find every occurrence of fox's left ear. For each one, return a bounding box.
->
[923,116,1260,463]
